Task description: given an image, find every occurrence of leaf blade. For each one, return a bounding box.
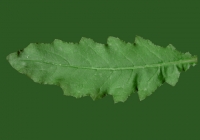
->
[7,36,197,103]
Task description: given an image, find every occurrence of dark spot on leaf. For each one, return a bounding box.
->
[105,43,109,47]
[101,92,107,98]
[159,67,165,83]
[17,49,23,56]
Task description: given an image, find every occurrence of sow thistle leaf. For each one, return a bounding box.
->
[7,36,197,103]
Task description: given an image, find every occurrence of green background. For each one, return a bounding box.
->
[1,0,199,139]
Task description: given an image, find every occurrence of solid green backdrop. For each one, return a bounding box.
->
[1,0,199,139]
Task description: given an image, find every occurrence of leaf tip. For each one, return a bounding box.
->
[80,37,95,44]
[135,35,143,40]
[135,35,147,44]
[6,54,10,61]
[107,36,118,41]
[192,55,198,66]
[53,39,63,45]
[167,44,176,50]
[138,92,146,101]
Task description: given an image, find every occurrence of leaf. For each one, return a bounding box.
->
[7,36,197,103]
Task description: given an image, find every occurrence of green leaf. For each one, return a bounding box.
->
[7,36,197,103]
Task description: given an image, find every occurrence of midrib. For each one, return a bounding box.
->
[21,57,197,71]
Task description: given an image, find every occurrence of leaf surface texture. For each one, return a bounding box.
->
[7,36,197,103]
